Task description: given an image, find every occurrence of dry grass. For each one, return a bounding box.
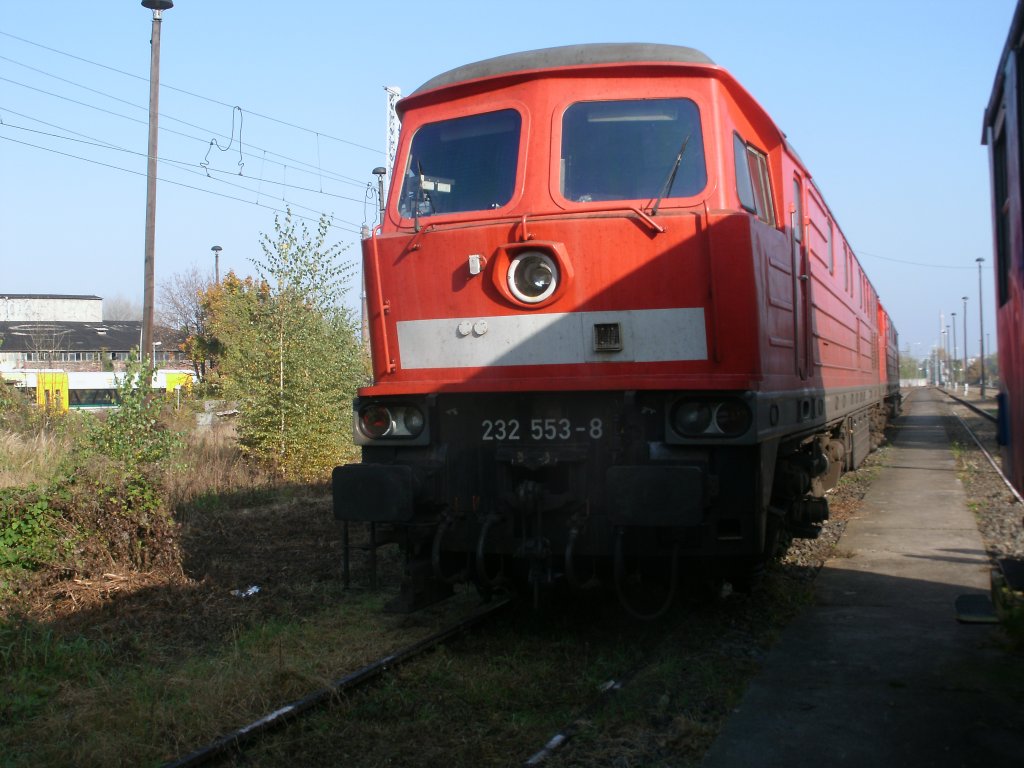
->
[6,588,484,767]
[0,429,72,489]
[0,401,895,768]
[161,418,277,519]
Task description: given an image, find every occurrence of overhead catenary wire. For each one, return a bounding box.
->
[856,249,993,271]
[0,29,380,154]
[9,40,978,274]
[0,73,369,188]
[0,132,363,236]
[0,116,372,210]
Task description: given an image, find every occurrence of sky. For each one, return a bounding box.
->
[0,0,1017,363]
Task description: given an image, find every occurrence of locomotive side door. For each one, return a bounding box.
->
[790,175,810,379]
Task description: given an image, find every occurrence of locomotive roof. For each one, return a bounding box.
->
[410,43,716,96]
[982,0,1024,141]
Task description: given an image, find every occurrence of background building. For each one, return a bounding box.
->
[0,294,188,372]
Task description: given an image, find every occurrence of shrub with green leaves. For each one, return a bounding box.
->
[211,210,366,482]
[0,487,62,572]
[1,356,184,582]
[85,354,181,469]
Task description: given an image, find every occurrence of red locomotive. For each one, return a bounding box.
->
[984,2,1024,497]
[334,44,900,614]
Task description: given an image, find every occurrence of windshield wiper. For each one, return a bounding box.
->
[651,133,690,216]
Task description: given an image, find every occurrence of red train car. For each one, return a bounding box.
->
[984,1,1024,496]
[335,44,898,612]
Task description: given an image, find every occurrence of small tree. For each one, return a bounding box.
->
[212,211,365,482]
[899,354,921,380]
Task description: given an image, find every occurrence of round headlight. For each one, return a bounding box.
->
[715,400,752,436]
[672,401,712,436]
[401,406,425,437]
[508,251,558,304]
[359,405,393,439]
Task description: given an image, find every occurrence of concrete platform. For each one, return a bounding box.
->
[702,388,1024,768]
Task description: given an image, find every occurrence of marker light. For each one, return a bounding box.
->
[672,402,713,436]
[714,400,752,436]
[400,406,425,437]
[357,403,426,441]
[359,405,393,439]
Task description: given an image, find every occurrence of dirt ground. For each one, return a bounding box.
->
[6,488,366,664]
[0,413,904,768]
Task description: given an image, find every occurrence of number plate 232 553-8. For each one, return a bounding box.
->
[480,417,604,442]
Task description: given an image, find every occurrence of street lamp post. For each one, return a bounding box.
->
[962,296,968,391]
[946,325,952,386]
[946,311,954,385]
[941,329,947,386]
[211,245,222,284]
[977,257,986,397]
[152,340,162,368]
[140,0,173,366]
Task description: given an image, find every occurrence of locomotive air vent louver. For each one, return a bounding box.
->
[593,323,622,352]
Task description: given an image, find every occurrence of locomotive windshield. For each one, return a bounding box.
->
[560,98,707,204]
[398,109,521,218]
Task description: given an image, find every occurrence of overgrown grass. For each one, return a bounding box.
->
[0,429,73,489]
[0,384,868,767]
[161,418,278,521]
[0,381,363,765]
[0,618,117,726]
[0,588,482,767]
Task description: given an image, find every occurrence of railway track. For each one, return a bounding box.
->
[161,596,513,768]
[937,387,1023,505]
[940,387,999,423]
[935,387,1024,631]
[521,668,638,766]
[162,395,992,767]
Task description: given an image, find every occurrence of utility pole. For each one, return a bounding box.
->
[977,257,986,397]
[951,313,957,385]
[140,0,173,364]
[942,328,949,386]
[962,296,968,390]
[939,312,945,386]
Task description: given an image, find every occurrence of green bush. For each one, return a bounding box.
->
[211,211,365,482]
[1,355,184,584]
[0,487,62,571]
[84,355,181,468]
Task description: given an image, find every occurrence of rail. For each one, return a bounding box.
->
[937,388,1022,505]
[161,596,513,768]
[939,387,998,424]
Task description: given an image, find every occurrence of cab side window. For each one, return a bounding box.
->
[733,133,775,225]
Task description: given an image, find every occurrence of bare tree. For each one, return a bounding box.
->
[158,266,217,380]
[103,294,143,321]
[158,267,211,330]
[26,323,72,367]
